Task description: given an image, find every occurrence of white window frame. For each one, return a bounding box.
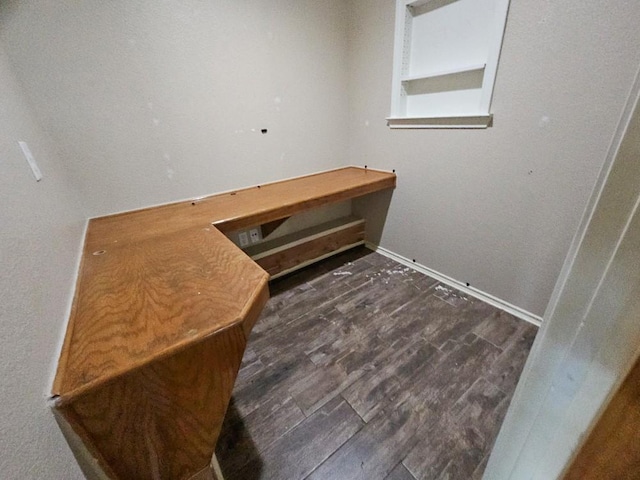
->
[388,0,511,129]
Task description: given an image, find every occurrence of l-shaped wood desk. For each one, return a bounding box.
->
[51,167,396,480]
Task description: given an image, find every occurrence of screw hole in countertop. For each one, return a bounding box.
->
[93,250,106,256]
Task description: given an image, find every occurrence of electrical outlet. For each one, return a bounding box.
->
[238,231,249,247]
[249,228,261,244]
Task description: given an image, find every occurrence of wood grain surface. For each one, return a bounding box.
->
[83,167,395,250]
[563,354,640,480]
[254,222,365,277]
[60,326,247,480]
[53,226,268,401]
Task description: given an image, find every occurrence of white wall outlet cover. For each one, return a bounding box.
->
[249,228,261,244]
[18,141,43,181]
[238,231,249,247]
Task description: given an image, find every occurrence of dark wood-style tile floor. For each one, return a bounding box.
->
[216,247,538,480]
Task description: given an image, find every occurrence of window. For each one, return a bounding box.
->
[388,0,510,128]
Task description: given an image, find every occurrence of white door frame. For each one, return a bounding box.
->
[484,65,640,479]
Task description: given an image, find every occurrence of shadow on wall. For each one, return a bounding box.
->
[353,189,395,246]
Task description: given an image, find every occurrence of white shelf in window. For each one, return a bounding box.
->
[386,114,493,129]
[389,0,510,129]
[401,63,486,84]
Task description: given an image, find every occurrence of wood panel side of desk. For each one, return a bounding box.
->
[57,324,249,480]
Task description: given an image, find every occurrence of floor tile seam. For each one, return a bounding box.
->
[391,431,425,478]
[448,377,496,417]
[243,391,306,422]
[300,402,366,480]
[496,322,538,350]
[382,354,443,394]
[305,343,356,369]
[384,460,419,480]
[470,454,489,479]
[343,375,406,423]
[341,354,413,404]
[245,408,361,480]
[386,287,439,318]
[403,415,464,480]
[234,361,267,389]
[249,307,342,352]
[435,457,457,480]
[444,379,512,437]
[224,406,308,474]
[412,334,469,367]
[401,459,422,480]
[267,281,325,314]
[482,338,526,375]
[302,338,345,363]
[233,358,317,412]
[469,374,511,398]
[379,298,426,318]
[482,376,510,397]
[288,367,368,419]
[406,372,492,429]
[373,335,430,369]
[339,390,368,424]
[474,330,509,351]
[302,281,363,315]
[352,387,414,435]
[317,399,425,480]
[361,388,414,424]
[471,350,507,383]
[253,410,308,456]
[303,331,395,373]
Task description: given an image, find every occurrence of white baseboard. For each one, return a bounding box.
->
[365,242,543,328]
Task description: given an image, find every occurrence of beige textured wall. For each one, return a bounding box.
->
[0,43,86,479]
[346,0,640,316]
[0,0,350,217]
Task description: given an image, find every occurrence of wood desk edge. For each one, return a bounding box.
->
[88,166,393,225]
[53,276,269,405]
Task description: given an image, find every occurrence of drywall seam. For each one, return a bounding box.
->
[366,242,542,327]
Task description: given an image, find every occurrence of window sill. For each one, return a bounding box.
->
[386,114,493,129]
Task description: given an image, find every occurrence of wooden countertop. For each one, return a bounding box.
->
[52,167,396,403]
